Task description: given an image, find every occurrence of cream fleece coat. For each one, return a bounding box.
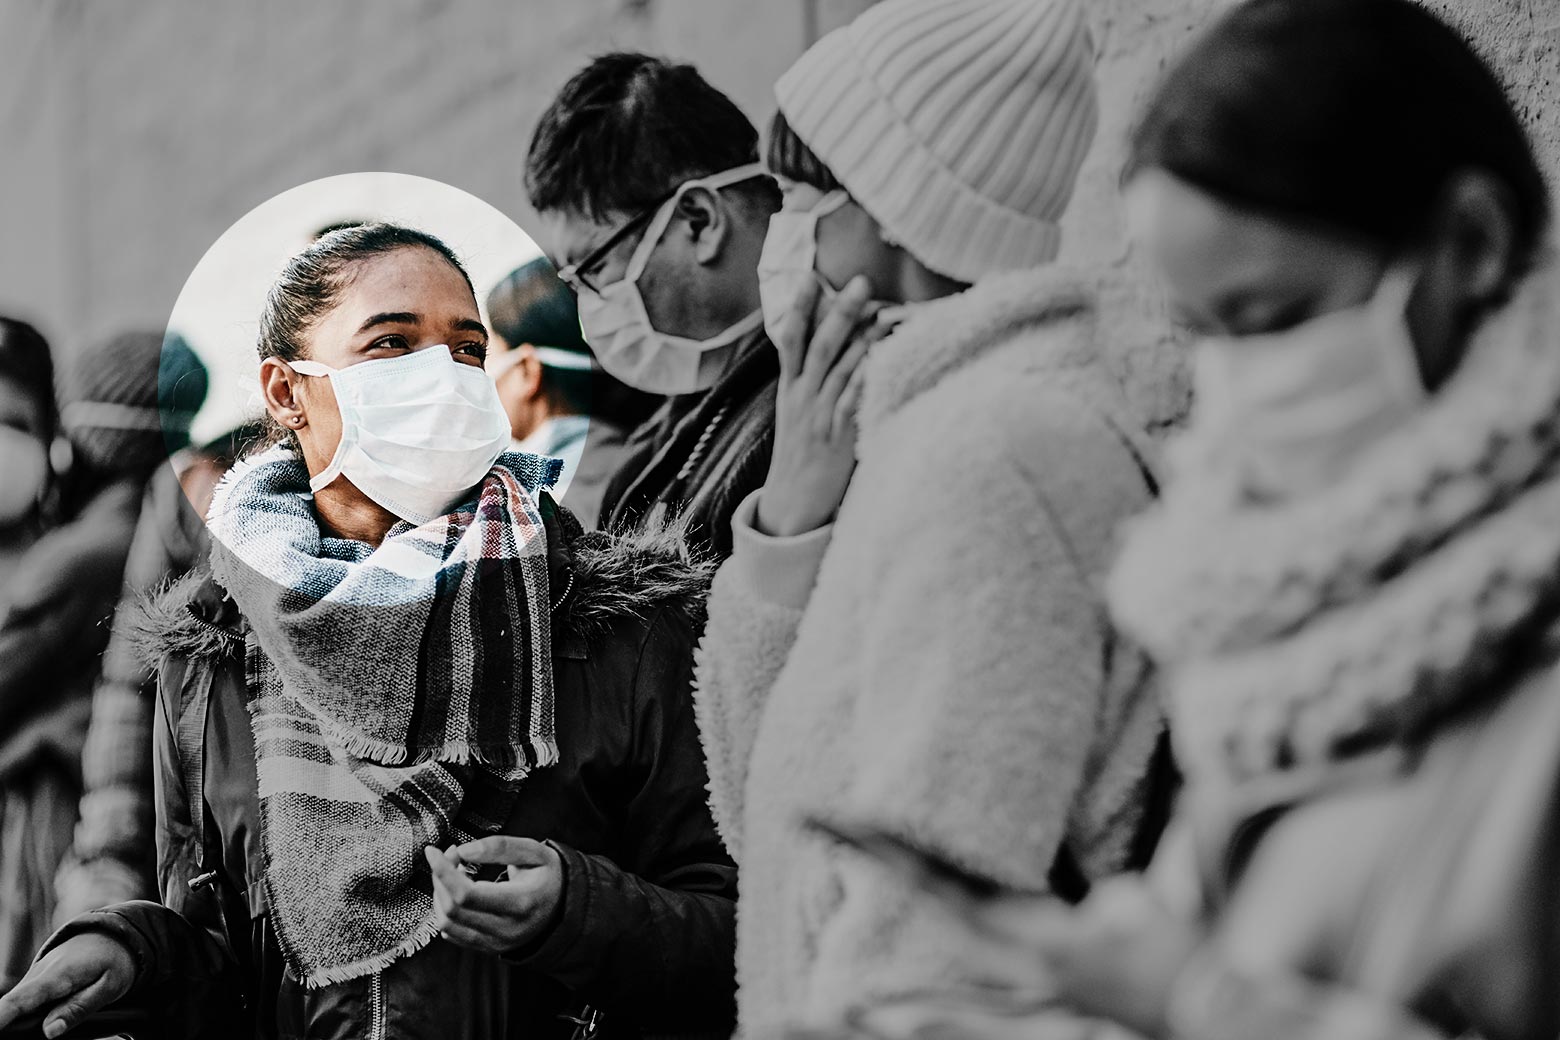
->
[692,266,1165,1037]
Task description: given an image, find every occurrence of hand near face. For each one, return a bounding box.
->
[424,837,566,956]
[756,275,896,538]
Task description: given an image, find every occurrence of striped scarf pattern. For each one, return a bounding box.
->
[207,446,561,987]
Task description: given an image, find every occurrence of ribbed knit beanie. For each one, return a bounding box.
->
[61,330,207,473]
[776,0,1098,282]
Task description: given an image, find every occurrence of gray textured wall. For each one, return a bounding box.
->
[0,0,1553,435]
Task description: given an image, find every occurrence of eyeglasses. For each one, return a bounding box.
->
[557,191,676,296]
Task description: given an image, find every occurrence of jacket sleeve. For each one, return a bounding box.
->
[691,489,834,859]
[36,900,246,1035]
[514,605,740,1031]
[802,402,1158,1029]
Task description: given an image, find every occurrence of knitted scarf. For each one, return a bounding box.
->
[207,446,562,987]
[1108,295,1560,786]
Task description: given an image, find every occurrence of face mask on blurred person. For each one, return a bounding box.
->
[287,345,512,525]
[1194,265,1427,498]
[0,427,47,525]
[571,163,768,396]
[757,189,851,346]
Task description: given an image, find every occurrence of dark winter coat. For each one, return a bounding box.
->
[44,504,737,1040]
[597,328,777,560]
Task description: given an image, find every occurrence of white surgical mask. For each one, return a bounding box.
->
[0,427,47,525]
[573,163,769,395]
[757,189,851,348]
[288,345,512,525]
[1193,265,1427,498]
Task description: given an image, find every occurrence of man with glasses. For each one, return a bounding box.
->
[526,52,780,558]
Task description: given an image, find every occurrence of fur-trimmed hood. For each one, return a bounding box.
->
[129,512,715,669]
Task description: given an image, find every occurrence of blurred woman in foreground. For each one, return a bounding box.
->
[852,1,1560,1038]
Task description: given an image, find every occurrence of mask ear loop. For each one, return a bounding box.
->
[1369,263,1431,402]
[626,162,774,284]
[283,359,350,494]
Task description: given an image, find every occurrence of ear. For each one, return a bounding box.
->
[514,345,546,402]
[1427,170,1521,312]
[675,186,731,266]
[259,356,309,431]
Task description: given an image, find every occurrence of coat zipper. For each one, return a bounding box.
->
[369,971,386,1040]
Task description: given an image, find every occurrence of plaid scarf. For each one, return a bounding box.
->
[207,446,561,987]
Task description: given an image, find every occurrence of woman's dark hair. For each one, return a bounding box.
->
[259,222,471,364]
[0,317,57,440]
[766,110,843,193]
[1127,0,1550,274]
[256,222,472,446]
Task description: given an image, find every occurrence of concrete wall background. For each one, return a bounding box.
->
[0,0,1553,435]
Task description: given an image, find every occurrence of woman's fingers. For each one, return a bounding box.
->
[817,338,871,439]
[774,279,822,380]
[832,358,870,444]
[454,835,552,869]
[801,277,872,391]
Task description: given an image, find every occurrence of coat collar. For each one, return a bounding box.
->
[858,265,1102,433]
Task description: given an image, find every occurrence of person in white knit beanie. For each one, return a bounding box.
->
[690,0,1168,1035]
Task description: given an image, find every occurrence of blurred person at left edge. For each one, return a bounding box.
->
[0,326,204,991]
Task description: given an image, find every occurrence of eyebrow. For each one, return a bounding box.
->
[357,311,420,333]
[356,312,488,339]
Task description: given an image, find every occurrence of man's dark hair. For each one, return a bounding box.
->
[526,52,778,221]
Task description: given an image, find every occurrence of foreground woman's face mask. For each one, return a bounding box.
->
[1194,265,1428,497]
[565,163,768,395]
[0,426,47,525]
[288,345,512,525]
[758,189,851,346]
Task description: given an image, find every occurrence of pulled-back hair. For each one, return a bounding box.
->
[258,222,471,364]
[1128,0,1549,276]
[255,222,471,447]
[526,52,778,220]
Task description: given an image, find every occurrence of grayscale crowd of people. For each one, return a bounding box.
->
[0,0,1556,1037]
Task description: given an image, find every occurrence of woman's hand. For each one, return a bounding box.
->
[424,837,566,956]
[0,932,137,1039]
[756,275,895,538]
[853,878,1202,1040]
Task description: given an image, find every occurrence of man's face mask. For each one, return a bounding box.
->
[287,344,512,525]
[563,163,768,396]
[1193,264,1428,499]
[0,427,48,526]
[756,189,851,348]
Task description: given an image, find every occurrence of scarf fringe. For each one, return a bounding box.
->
[296,917,446,990]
